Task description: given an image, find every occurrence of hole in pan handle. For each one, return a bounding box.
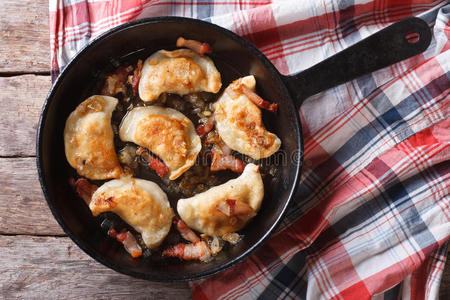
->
[283,17,432,107]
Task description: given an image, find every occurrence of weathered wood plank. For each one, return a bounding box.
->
[0,235,190,299]
[0,0,50,73]
[0,75,50,156]
[0,157,64,235]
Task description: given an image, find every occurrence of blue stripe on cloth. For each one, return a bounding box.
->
[257,251,309,300]
[281,253,309,300]
[418,3,443,25]
[333,71,448,165]
[328,160,443,254]
[384,180,437,251]
[380,106,413,137]
[197,0,212,21]
[336,0,360,42]
[423,72,450,99]
[382,282,401,300]
[356,74,387,107]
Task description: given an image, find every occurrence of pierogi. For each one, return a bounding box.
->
[213,76,281,160]
[139,49,222,102]
[64,95,123,180]
[119,106,201,180]
[177,163,264,236]
[90,177,174,249]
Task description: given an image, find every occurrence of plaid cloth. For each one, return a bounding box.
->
[50,1,450,299]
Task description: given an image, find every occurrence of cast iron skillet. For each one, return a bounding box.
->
[37,17,431,281]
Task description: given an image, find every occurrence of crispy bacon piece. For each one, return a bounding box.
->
[121,231,143,258]
[149,157,169,178]
[176,36,212,55]
[108,227,142,258]
[69,178,98,205]
[215,199,254,217]
[115,229,128,242]
[211,154,246,173]
[196,115,215,137]
[131,59,143,96]
[210,143,246,173]
[238,85,278,112]
[174,218,200,243]
[101,65,133,96]
[107,227,118,239]
[162,241,211,261]
[137,147,169,178]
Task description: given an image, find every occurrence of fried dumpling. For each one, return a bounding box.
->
[213,75,281,160]
[177,163,263,236]
[138,49,222,102]
[90,177,174,249]
[64,95,123,180]
[119,106,201,180]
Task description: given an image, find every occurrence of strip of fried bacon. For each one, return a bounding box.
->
[131,59,143,96]
[69,178,98,205]
[149,157,169,178]
[101,65,133,96]
[108,227,143,258]
[162,241,211,262]
[176,37,212,55]
[215,199,255,217]
[238,85,278,112]
[196,115,215,137]
[174,218,200,243]
[136,147,169,178]
[210,143,246,173]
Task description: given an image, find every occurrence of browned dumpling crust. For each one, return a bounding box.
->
[138,49,222,102]
[119,106,201,180]
[64,95,123,180]
[90,177,174,249]
[213,75,281,160]
[177,163,264,236]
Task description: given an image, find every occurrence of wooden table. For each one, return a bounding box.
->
[0,1,190,298]
[0,0,447,298]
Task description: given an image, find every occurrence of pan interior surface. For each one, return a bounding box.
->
[38,18,301,281]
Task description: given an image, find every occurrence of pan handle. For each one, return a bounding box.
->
[282,17,431,106]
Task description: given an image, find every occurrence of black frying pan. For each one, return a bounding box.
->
[37,17,431,281]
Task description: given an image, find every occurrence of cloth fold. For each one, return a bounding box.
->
[50,1,449,299]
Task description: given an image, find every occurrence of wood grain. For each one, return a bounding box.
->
[0,157,64,235]
[0,75,50,156]
[0,235,190,299]
[0,0,50,73]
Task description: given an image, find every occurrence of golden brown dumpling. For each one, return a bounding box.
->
[119,106,201,180]
[177,163,264,236]
[90,177,174,249]
[213,75,281,160]
[138,49,222,102]
[64,95,123,180]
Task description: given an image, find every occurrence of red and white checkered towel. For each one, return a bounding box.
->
[50,1,449,299]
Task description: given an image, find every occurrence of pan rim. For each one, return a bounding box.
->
[36,16,302,282]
